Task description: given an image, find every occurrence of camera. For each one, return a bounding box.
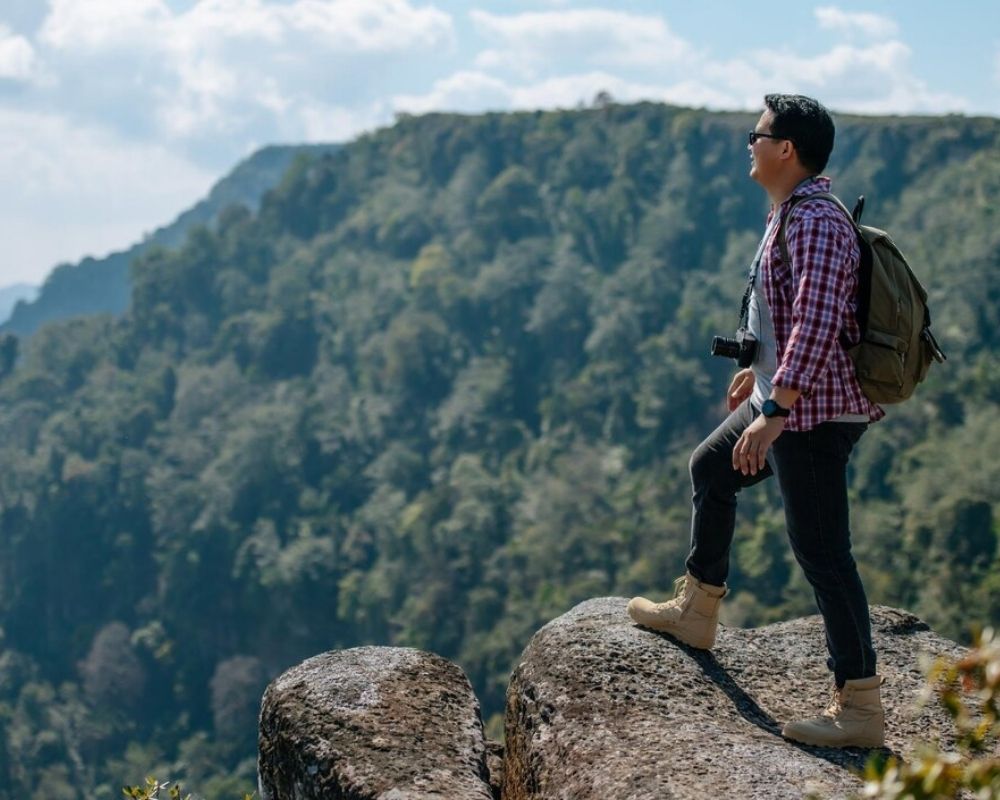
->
[711,328,758,368]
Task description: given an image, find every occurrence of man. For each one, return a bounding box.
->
[627,94,885,748]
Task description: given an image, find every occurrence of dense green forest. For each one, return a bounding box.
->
[0,101,998,798]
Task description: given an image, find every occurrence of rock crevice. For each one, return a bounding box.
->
[259,602,968,800]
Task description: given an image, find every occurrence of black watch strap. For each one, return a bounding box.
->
[761,399,791,418]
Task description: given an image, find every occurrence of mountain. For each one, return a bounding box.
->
[0,283,38,324]
[0,143,340,337]
[0,103,997,798]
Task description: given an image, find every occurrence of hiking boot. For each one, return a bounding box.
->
[626,572,727,649]
[782,675,885,748]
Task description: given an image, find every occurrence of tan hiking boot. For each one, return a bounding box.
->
[782,675,885,748]
[626,572,727,649]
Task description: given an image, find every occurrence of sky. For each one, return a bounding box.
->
[2,0,998,287]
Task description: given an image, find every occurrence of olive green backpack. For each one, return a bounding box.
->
[778,193,946,405]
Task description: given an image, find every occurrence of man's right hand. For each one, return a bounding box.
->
[727,368,755,412]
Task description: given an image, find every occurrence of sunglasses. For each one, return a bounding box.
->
[748,130,792,146]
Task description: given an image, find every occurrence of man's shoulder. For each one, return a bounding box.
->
[784,193,855,239]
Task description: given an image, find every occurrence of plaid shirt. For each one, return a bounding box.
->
[761,176,884,431]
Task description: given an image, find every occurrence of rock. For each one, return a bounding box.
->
[258,646,493,800]
[486,739,504,800]
[503,600,967,800]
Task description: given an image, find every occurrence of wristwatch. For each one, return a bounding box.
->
[761,399,791,419]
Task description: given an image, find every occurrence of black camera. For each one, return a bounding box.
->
[711,328,758,368]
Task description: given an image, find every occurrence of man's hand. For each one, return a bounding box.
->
[727,368,755,412]
[733,414,785,476]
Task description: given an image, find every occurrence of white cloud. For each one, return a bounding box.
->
[33,0,455,145]
[394,69,737,116]
[409,7,956,119]
[722,41,968,114]
[756,41,912,88]
[298,100,388,142]
[173,0,454,54]
[41,0,453,53]
[0,108,214,285]
[287,0,453,52]
[2,0,459,284]
[459,7,959,116]
[504,72,723,110]
[394,70,512,113]
[39,0,171,50]
[814,6,899,39]
[0,23,36,80]
[470,9,691,78]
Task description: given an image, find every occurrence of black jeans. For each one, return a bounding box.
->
[685,399,876,686]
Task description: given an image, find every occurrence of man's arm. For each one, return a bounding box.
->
[732,203,854,476]
[771,205,857,394]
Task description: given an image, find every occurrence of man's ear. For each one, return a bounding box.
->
[779,140,796,162]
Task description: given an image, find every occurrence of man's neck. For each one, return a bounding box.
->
[766,169,816,207]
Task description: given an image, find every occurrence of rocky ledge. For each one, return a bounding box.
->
[259,602,969,800]
[258,646,494,799]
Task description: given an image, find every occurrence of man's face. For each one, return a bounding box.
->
[748,110,783,185]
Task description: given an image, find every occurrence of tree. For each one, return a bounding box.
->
[210,656,266,750]
[79,623,146,714]
[0,334,17,382]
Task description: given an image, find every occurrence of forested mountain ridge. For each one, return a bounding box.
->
[1,143,340,338]
[0,102,997,798]
[0,284,37,325]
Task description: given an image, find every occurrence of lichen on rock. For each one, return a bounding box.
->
[502,599,966,800]
[258,646,493,800]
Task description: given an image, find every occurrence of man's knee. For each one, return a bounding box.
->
[689,443,716,489]
[690,441,738,498]
[791,537,857,577]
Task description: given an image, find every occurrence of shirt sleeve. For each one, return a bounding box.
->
[772,207,857,393]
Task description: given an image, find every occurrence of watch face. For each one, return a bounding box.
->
[762,399,789,418]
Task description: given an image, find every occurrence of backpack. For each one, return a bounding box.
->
[778,192,946,405]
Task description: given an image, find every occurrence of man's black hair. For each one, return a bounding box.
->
[764,94,835,174]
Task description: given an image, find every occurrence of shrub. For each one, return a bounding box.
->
[861,628,1000,798]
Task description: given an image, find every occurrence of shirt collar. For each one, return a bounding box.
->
[765,175,832,221]
[766,175,830,220]
[786,175,831,203]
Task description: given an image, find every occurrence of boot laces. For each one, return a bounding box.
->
[823,687,844,718]
[672,575,688,599]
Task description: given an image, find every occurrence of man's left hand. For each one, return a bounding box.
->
[733,414,786,476]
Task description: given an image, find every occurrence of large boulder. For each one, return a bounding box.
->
[258,646,494,800]
[503,599,967,800]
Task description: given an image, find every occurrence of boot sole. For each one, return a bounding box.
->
[781,729,884,749]
[630,619,716,650]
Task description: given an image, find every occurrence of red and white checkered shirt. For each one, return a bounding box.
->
[760,176,884,431]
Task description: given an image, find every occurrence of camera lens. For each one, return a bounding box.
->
[711,336,740,359]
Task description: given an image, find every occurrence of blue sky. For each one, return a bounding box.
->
[2,0,998,287]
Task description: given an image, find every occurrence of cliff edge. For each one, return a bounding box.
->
[259,601,968,799]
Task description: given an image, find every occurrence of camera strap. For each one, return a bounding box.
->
[737,265,756,330]
[738,215,779,329]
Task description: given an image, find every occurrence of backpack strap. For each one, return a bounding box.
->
[776,191,857,266]
[776,191,872,347]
